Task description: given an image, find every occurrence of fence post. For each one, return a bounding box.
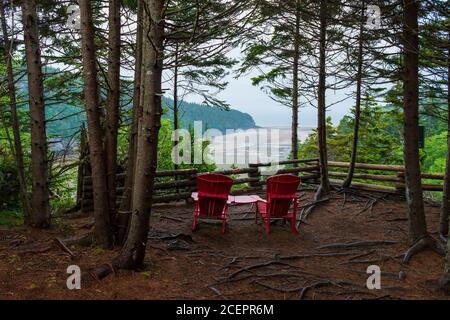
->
[248,164,262,190]
[396,172,406,194]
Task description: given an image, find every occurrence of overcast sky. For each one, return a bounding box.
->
[217,70,354,128]
[184,49,355,129]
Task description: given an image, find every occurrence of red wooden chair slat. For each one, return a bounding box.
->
[256,174,301,235]
[192,173,233,235]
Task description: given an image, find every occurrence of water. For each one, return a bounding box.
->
[208,127,313,169]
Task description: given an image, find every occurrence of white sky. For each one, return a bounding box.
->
[185,51,355,128]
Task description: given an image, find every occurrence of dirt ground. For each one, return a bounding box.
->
[0,189,449,300]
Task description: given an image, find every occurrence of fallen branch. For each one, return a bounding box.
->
[54,237,76,259]
[18,244,52,254]
[157,215,185,223]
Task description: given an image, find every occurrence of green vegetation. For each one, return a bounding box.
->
[162,97,256,132]
[299,94,448,176]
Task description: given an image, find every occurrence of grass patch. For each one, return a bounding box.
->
[0,208,23,226]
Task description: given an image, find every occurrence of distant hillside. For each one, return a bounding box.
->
[17,75,256,138]
[162,97,256,132]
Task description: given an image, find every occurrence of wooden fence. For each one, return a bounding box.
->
[79,158,444,212]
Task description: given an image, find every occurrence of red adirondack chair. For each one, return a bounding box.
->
[256,174,301,235]
[192,173,233,235]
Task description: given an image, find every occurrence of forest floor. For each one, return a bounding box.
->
[0,188,449,300]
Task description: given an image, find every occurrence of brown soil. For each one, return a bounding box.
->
[0,189,448,300]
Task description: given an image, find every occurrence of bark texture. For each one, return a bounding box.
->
[116,0,143,245]
[343,1,364,188]
[21,0,50,228]
[402,0,428,242]
[1,0,31,222]
[79,0,112,247]
[317,0,330,192]
[105,0,121,218]
[114,0,164,268]
[291,2,300,165]
[439,31,450,238]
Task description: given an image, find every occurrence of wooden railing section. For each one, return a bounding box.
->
[80,158,444,212]
[327,161,444,193]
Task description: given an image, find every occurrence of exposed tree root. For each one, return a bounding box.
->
[208,286,228,300]
[89,263,116,281]
[62,233,94,247]
[279,251,364,260]
[438,273,450,293]
[300,186,323,220]
[297,187,330,227]
[226,260,297,280]
[318,240,398,250]
[402,235,445,264]
[252,278,360,300]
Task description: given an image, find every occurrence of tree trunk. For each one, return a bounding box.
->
[173,42,179,171]
[291,2,300,166]
[443,32,450,269]
[21,0,50,228]
[115,0,143,245]
[343,1,365,188]
[317,0,330,192]
[79,0,112,248]
[440,32,450,238]
[173,43,179,135]
[76,125,89,207]
[114,0,164,269]
[173,43,180,195]
[1,0,31,223]
[105,0,121,219]
[402,0,428,242]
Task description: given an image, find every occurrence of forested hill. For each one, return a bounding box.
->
[161,97,257,132]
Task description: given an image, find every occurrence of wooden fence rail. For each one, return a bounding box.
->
[80,158,445,212]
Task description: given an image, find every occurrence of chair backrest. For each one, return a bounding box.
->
[196,173,233,218]
[266,174,301,218]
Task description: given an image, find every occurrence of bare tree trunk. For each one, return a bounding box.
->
[105,0,121,218]
[401,0,444,265]
[80,0,112,248]
[173,42,179,171]
[76,125,88,207]
[317,0,330,193]
[114,0,164,269]
[438,32,450,291]
[291,2,300,166]
[21,0,50,228]
[402,0,427,242]
[440,31,450,239]
[173,43,180,196]
[343,1,364,188]
[115,0,143,245]
[1,0,31,223]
